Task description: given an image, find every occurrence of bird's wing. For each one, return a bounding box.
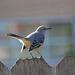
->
[29,35,44,51]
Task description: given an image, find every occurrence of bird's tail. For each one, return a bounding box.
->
[5,33,24,39]
[5,33,32,53]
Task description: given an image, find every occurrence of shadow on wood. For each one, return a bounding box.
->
[56,55,75,75]
[11,57,52,75]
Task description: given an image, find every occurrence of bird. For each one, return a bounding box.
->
[5,25,52,58]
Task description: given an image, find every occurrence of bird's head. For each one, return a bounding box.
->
[36,25,52,34]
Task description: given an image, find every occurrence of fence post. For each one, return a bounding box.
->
[11,57,52,75]
[56,55,75,75]
[0,61,10,75]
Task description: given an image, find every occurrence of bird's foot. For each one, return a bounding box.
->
[40,56,43,58]
[38,56,43,59]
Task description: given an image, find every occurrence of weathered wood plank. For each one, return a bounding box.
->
[11,57,52,75]
[0,61,10,75]
[56,55,75,75]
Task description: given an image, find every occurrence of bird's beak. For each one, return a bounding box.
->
[45,27,52,30]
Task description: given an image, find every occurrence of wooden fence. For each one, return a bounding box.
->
[0,55,75,75]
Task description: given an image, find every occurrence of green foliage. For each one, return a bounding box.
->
[66,50,75,55]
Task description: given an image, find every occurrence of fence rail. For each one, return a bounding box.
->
[0,55,75,75]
